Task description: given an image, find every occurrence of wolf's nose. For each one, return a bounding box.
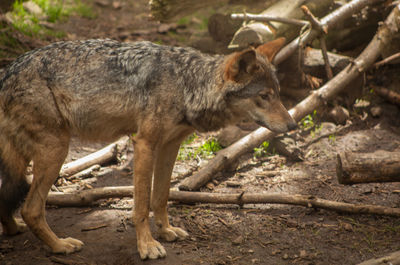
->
[287,120,298,131]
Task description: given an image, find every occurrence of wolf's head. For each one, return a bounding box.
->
[222,38,296,133]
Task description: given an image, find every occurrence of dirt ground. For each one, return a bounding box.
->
[1,0,400,264]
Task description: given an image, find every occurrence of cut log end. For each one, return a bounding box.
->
[337,151,400,185]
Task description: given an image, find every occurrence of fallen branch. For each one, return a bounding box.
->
[229,0,333,49]
[274,0,385,65]
[374,51,400,67]
[46,187,400,217]
[337,151,400,185]
[357,250,400,265]
[179,4,400,191]
[372,85,400,106]
[60,137,129,177]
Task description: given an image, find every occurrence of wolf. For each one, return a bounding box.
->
[0,37,296,259]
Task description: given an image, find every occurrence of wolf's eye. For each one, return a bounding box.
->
[259,92,271,100]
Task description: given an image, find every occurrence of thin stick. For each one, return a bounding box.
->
[46,187,400,217]
[374,52,400,67]
[300,5,328,34]
[301,5,333,79]
[320,37,334,79]
[231,13,309,27]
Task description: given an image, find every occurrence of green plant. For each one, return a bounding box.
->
[300,110,317,130]
[177,135,222,161]
[177,133,198,161]
[253,141,270,158]
[197,137,222,155]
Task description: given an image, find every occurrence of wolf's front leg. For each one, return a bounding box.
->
[133,135,166,260]
[21,135,83,254]
[152,137,189,242]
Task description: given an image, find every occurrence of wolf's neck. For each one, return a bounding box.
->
[182,55,236,132]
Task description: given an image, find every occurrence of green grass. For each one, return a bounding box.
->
[253,141,270,158]
[177,134,223,161]
[8,0,95,38]
[72,0,97,19]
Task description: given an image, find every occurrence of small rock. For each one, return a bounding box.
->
[232,235,244,245]
[271,249,281,255]
[343,222,353,231]
[370,106,383,117]
[248,249,254,254]
[282,253,289,260]
[329,106,350,125]
[112,1,122,9]
[206,182,214,190]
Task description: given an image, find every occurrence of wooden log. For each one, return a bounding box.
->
[46,186,400,217]
[336,151,400,185]
[178,2,400,191]
[60,137,129,177]
[229,0,333,49]
[356,250,400,265]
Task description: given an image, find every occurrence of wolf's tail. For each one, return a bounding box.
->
[0,112,32,223]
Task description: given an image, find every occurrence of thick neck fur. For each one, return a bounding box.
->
[180,54,239,132]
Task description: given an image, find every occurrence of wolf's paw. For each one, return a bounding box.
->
[138,238,166,260]
[159,226,189,242]
[52,237,84,254]
[2,219,28,235]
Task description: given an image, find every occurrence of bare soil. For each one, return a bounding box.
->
[1,1,400,264]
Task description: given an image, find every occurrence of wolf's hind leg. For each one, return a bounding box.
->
[0,144,30,235]
[152,136,189,242]
[21,133,83,254]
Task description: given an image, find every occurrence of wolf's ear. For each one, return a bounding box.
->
[256,37,286,62]
[224,49,257,82]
